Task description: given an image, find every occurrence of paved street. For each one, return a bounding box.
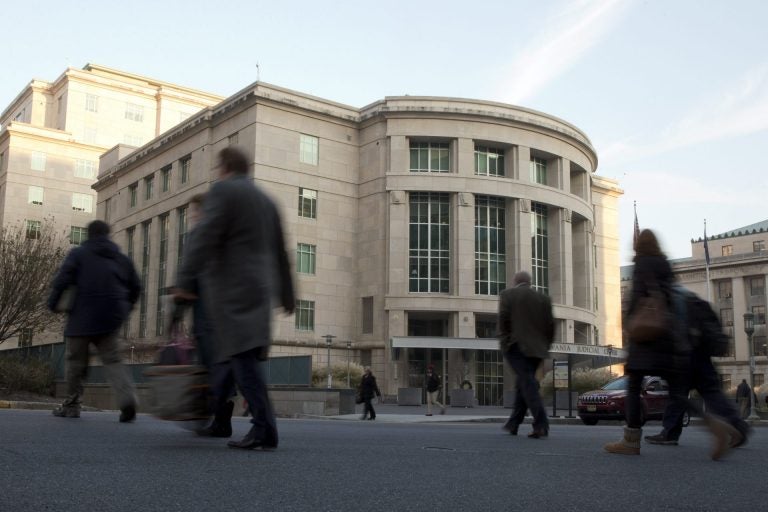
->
[1,409,763,512]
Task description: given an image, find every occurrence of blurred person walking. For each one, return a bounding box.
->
[425,364,446,416]
[498,271,554,438]
[736,379,752,420]
[176,147,295,450]
[48,220,140,422]
[359,367,382,420]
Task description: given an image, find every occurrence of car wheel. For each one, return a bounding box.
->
[682,410,690,427]
[581,417,598,426]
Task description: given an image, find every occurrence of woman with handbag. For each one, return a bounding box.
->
[605,229,679,455]
[359,367,382,420]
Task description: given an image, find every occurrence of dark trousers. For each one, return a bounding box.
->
[661,350,743,440]
[210,347,276,442]
[624,371,645,428]
[504,345,547,432]
[362,398,376,419]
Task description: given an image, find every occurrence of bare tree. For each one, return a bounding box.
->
[0,220,68,345]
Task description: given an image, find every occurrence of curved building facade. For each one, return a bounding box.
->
[93,83,622,403]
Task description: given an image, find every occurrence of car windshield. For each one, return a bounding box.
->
[601,376,628,391]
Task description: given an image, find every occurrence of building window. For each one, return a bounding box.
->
[474,146,505,177]
[298,188,317,219]
[721,245,733,257]
[755,373,766,386]
[124,134,143,146]
[72,193,93,213]
[156,214,169,336]
[754,240,766,252]
[295,300,315,331]
[18,328,33,348]
[69,226,87,245]
[410,142,450,173]
[299,134,319,165]
[720,308,734,327]
[126,226,135,262]
[717,280,732,299]
[752,335,766,356]
[362,296,374,334]
[177,206,188,270]
[180,156,191,184]
[296,243,316,275]
[531,202,549,294]
[104,197,111,223]
[530,157,547,184]
[228,132,239,146]
[161,165,172,193]
[125,103,144,122]
[409,192,450,293]
[28,186,43,206]
[74,159,97,179]
[85,94,98,113]
[139,221,151,338]
[129,183,138,208]
[719,374,732,390]
[31,152,46,171]
[753,305,766,325]
[475,195,506,295]
[144,175,154,200]
[748,276,765,297]
[83,127,97,145]
[26,220,41,240]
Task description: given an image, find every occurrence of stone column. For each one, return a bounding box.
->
[456,138,474,176]
[732,277,747,361]
[548,208,573,306]
[388,191,408,294]
[517,146,531,183]
[455,192,475,297]
[558,157,571,192]
[389,135,409,172]
[510,198,533,277]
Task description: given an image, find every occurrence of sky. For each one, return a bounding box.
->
[3,0,766,264]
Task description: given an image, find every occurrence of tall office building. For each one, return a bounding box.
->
[0,64,222,347]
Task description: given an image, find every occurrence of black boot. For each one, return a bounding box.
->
[198,401,234,438]
[227,424,278,450]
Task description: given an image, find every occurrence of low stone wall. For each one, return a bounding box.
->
[54,382,356,417]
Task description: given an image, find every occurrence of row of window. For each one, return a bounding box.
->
[26,187,94,212]
[24,221,87,244]
[716,276,766,299]
[408,141,565,185]
[128,157,191,208]
[26,153,98,178]
[83,93,145,123]
[720,241,766,256]
[720,306,766,327]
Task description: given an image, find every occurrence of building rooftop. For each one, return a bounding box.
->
[692,219,768,242]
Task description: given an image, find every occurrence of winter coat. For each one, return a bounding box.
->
[625,254,684,375]
[47,236,140,337]
[359,373,381,400]
[497,282,555,359]
[426,373,441,393]
[177,174,295,364]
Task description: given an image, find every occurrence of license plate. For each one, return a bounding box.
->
[587,406,597,412]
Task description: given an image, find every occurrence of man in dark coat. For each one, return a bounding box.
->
[736,379,753,419]
[176,147,295,450]
[47,220,140,422]
[498,271,554,438]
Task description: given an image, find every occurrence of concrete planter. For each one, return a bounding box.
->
[450,389,475,407]
[397,387,422,406]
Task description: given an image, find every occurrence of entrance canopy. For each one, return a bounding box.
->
[390,337,627,360]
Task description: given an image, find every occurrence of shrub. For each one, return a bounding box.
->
[311,362,364,388]
[0,355,55,395]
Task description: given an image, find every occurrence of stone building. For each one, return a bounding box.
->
[93,81,622,401]
[0,64,222,347]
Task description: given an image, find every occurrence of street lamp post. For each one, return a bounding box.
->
[346,341,352,388]
[606,344,614,377]
[323,334,336,389]
[743,313,759,421]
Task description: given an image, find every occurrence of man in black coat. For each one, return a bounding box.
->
[498,271,554,438]
[47,220,141,422]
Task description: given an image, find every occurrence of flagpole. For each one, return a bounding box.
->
[704,219,711,302]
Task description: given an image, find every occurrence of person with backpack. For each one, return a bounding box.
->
[644,286,750,455]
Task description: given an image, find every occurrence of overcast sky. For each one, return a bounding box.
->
[3,0,766,264]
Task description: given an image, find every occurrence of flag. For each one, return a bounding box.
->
[633,201,640,249]
[703,222,710,266]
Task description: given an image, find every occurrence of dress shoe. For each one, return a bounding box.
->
[53,405,81,418]
[119,404,136,423]
[644,433,678,445]
[198,401,234,437]
[527,428,548,439]
[501,422,519,435]
[227,426,277,450]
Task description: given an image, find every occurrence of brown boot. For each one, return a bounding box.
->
[604,427,641,455]
[705,415,741,461]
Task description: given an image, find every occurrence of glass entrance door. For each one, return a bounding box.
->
[475,350,504,406]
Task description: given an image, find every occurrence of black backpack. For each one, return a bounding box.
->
[686,294,730,357]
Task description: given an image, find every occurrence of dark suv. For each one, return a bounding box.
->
[577,376,689,426]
